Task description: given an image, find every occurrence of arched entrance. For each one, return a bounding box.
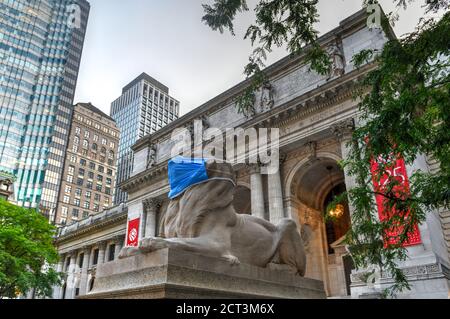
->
[285,156,353,297]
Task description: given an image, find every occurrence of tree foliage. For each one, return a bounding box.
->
[202,0,450,297]
[0,199,61,299]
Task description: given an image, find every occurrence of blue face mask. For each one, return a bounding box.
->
[167,156,209,199]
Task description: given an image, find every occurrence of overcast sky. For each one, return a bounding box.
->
[73,0,427,116]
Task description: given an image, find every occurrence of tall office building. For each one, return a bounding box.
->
[55,103,119,226]
[111,73,179,204]
[0,0,90,219]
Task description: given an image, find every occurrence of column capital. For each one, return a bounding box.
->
[330,118,355,141]
[246,163,261,174]
[113,235,124,243]
[143,198,162,211]
[97,241,107,250]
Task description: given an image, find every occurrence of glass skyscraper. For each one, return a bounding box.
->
[111,73,179,204]
[0,0,90,220]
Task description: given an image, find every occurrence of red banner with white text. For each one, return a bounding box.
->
[126,218,140,247]
[370,155,421,247]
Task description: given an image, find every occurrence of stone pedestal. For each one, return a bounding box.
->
[82,248,326,299]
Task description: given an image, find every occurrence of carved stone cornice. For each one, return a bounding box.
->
[120,162,168,192]
[55,211,127,244]
[246,163,261,175]
[143,198,162,212]
[330,117,355,141]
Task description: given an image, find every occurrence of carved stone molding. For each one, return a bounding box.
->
[246,163,261,175]
[306,141,317,160]
[97,240,107,250]
[351,263,447,283]
[146,143,157,169]
[143,198,162,212]
[330,118,355,142]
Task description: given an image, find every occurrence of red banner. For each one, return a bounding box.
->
[126,218,140,247]
[370,155,421,247]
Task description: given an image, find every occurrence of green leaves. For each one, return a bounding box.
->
[343,12,450,297]
[0,199,61,299]
[202,0,324,115]
[202,0,450,297]
[202,0,249,35]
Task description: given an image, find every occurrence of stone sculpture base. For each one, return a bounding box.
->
[82,248,326,299]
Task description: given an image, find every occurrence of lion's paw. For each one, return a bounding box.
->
[118,246,140,259]
[222,254,240,266]
[139,237,169,252]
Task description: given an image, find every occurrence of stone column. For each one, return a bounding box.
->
[114,236,123,260]
[78,247,90,296]
[143,198,162,238]
[248,164,265,219]
[88,246,96,268]
[331,118,356,215]
[52,254,65,299]
[97,241,107,265]
[267,155,286,225]
[65,251,77,299]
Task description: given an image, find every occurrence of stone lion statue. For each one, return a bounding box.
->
[120,161,310,276]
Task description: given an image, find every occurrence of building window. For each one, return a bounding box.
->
[98,166,104,173]
[97,175,103,182]
[77,178,83,186]
[67,175,73,183]
[63,196,69,204]
[74,136,79,145]
[85,191,91,199]
[83,201,90,209]
[109,141,115,148]
[89,162,95,169]
[93,249,99,265]
[83,139,89,148]
[82,211,89,218]
[105,187,111,195]
[108,244,115,261]
[60,218,67,225]
[93,203,99,212]
[74,199,80,207]
[82,149,88,156]
[70,155,77,163]
[78,168,85,176]
[92,143,97,151]
[107,169,112,176]
[86,181,93,189]
[75,188,82,197]
[68,165,75,175]
[93,134,98,142]
[94,193,101,201]
[102,138,107,145]
[72,209,79,218]
[61,206,68,217]
[72,145,78,152]
[64,185,72,194]
[88,171,94,179]
[106,178,112,186]
[84,130,90,138]
[75,127,80,135]
[80,158,86,166]
[96,184,102,192]
[107,159,113,166]
[108,151,114,160]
